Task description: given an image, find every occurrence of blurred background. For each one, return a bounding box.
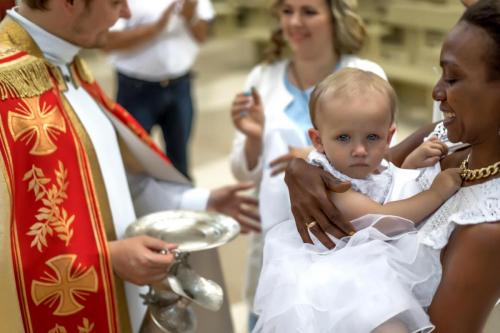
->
[3,0,497,331]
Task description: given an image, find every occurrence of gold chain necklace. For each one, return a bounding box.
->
[460,155,500,181]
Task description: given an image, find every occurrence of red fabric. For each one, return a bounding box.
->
[79,77,172,165]
[0,1,15,20]
[0,85,120,331]
[0,49,27,64]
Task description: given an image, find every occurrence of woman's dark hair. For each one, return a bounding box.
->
[461,0,500,80]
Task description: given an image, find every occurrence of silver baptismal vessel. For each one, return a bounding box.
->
[126,210,240,333]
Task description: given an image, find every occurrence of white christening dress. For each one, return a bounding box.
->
[253,152,500,333]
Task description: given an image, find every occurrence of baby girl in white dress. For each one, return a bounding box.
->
[253,68,462,333]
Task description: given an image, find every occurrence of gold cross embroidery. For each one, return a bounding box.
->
[31,254,98,316]
[8,97,66,155]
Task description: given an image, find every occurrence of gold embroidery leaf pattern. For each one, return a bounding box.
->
[78,318,95,333]
[24,160,75,252]
[47,317,95,333]
[48,324,68,333]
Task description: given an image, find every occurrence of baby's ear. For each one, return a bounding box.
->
[308,128,324,153]
[387,123,397,144]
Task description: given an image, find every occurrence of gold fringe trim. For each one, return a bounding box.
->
[0,55,53,100]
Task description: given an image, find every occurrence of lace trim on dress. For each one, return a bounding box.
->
[418,177,500,249]
[425,122,448,142]
[308,151,394,204]
[415,163,441,191]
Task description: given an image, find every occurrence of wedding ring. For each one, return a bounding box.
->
[306,221,317,230]
[159,249,169,255]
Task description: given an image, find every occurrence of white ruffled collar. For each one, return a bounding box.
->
[308,151,394,204]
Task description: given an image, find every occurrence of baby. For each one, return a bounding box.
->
[253,68,461,333]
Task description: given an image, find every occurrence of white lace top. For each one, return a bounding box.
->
[425,122,470,154]
[417,164,500,249]
[308,151,394,204]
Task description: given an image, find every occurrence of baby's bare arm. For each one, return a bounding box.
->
[329,168,462,224]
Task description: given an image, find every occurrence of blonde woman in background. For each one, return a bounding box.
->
[228,0,385,330]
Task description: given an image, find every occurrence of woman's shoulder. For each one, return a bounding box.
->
[339,55,387,80]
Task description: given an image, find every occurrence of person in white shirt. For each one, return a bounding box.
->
[109,0,215,179]
[0,1,254,332]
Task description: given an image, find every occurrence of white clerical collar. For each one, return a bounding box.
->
[7,8,80,65]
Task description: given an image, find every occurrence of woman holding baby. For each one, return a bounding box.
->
[282,0,500,332]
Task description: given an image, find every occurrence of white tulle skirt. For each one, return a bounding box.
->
[253,215,442,333]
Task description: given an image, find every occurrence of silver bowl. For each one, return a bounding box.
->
[125,210,240,252]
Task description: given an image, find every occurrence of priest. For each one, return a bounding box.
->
[0,1,258,332]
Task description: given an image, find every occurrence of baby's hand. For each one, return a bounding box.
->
[402,137,448,169]
[430,168,462,201]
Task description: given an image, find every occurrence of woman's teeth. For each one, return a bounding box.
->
[443,112,455,119]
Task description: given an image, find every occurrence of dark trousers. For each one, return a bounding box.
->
[117,72,194,178]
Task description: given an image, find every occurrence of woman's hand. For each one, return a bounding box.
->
[284,158,354,249]
[230,88,265,140]
[207,182,261,233]
[269,146,314,176]
[108,236,177,285]
[402,136,448,169]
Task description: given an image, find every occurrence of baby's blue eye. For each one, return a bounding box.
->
[367,134,380,141]
[336,134,350,142]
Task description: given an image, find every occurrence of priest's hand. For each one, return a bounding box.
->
[108,236,177,286]
[284,158,354,249]
[207,182,261,233]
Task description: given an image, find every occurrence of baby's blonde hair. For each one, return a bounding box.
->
[309,68,397,128]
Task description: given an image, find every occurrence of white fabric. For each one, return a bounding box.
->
[416,165,500,250]
[254,158,440,333]
[424,121,469,155]
[308,151,393,205]
[8,9,213,333]
[254,154,500,332]
[112,0,215,80]
[230,56,387,232]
